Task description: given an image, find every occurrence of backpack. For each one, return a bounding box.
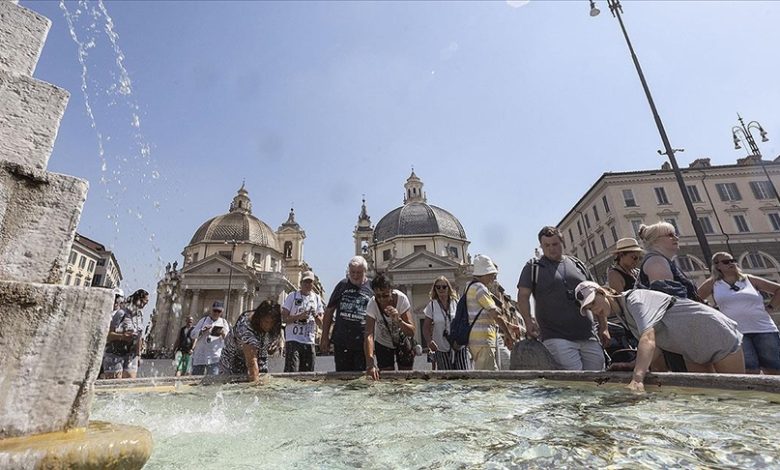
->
[445,281,483,349]
[529,255,592,295]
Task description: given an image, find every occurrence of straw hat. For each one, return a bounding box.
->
[612,237,643,254]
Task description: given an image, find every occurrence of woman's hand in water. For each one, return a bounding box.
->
[627,379,645,393]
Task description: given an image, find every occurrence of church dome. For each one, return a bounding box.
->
[374,203,467,242]
[189,185,279,250]
[373,172,467,243]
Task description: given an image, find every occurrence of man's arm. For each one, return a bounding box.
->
[320,306,335,353]
[516,287,539,339]
[364,316,379,380]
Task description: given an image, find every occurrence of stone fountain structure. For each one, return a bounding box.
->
[0,0,151,467]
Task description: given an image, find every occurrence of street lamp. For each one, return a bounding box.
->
[732,114,780,206]
[590,0,713,263]
[225,239,238,320]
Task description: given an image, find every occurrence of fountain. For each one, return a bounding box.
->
[0,0,151,467]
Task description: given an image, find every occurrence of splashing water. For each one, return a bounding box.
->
[58,0,172,326]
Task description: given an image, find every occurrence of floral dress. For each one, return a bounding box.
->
[219,312,279,374]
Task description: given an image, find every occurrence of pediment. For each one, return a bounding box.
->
[390,251,460,271]
[182,254,251,276]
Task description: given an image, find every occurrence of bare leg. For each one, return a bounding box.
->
[684,359,715,373]
[713,349,746,374]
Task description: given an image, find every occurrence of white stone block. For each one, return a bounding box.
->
[0,1,50,76]
[0,281,113,438]
[0,162,88,284]
[0,72,69,170]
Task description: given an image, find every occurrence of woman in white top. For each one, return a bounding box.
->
[364,274,416,380]
[423,276,470,370]
[698,252,780,374]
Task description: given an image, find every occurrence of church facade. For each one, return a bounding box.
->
[147,185,321,355]
[355,172,474,343]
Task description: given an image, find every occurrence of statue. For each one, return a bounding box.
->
[165,262,171,273]
[172,260,178,272]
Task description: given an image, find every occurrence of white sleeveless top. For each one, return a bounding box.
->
[713,277,778,334]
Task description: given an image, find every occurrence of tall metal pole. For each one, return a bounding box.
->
[732,114,780,207]
[225,239,237,321]
[605,0,712,263]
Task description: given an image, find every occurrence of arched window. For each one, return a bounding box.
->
[675,255,707,273]
[284,241,293,259]
[740,251,778,270]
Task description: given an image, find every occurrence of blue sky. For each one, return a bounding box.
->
[24,0,780,308]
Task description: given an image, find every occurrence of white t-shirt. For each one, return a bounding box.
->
[423,298,455,353]
[713,278,778,334]
[283,290,325,344]
[365,290,412,349]
[190,315,231,366]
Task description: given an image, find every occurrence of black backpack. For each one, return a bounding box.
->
[445,281,483,349]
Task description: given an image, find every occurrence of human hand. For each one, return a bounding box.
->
[384,306,399,319]
[429,340,438,352]
[366,366,380,381]
[599,329,611,348]
[526,320,541,339]
[627,380,645,393]
[122,331,136,342]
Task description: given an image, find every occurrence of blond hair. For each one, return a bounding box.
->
[637,221,676,248]
[710,251,746,282]
[428,276,458,301]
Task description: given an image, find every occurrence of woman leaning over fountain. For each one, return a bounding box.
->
[423,276,470,370]
[575,281,744,392]
[697,252,780,374]
[220,300,283,381]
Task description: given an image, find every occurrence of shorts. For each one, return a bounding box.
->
[102,352,139,374]
[176,353,191,373]
[192,363,220,376]
[375,341,414,370]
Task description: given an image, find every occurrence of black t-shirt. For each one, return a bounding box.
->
[177,326,194,353]
[327,278,373,351]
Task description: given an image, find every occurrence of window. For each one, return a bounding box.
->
[630,219,643,237]
[92,274,103,286]
[590,241,597,256]
[78,256,86,269]
[602,195,611,213]
[97,258,106,267]
[568,229,574,245]
[600,234,607,250]
[87,260,95,272]
[698,217,714,234]
[284,241,293,259]
[622,189,637,207]
[769,213,780,231]
[654,187,670,205]
[584,214,591,229]
[744,252,768,269]
[69,251,77,264]
[383,249,391,261]
[686,185,702,203]
[65,274,72,285]
[734,215,750,233]
[664,218,679,235]
[74,277,81,286]
[610,225,618,243]
[192,252,199,263]
[448,246,459,258]
[716,182,742,201]
[593,206,600,222]
[414,245,426,252]
[219,250,231,260]
[576,221,583,236]
[750,181,776,200]
[676,256,694,273]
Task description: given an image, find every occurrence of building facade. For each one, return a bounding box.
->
[356,172,474,343]
[62,233,122,288]
[558,156,780,286]
[147,185,322,355]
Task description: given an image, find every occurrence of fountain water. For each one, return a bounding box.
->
[0,0,151,467]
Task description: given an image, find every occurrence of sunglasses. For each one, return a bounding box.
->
[434,285,449,290]
[718,259,736,265]
[667,233,679,239]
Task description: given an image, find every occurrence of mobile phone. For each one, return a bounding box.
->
[210,326,224,336]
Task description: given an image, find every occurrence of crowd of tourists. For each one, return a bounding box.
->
[98,221,780,391]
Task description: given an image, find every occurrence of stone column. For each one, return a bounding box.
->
[191,289,201,317]
[247,290,256,311]
[238,287,246,316]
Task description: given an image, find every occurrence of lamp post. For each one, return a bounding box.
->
[589,0,713,263]
[225,239,238,321]
[732,114,780,207]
